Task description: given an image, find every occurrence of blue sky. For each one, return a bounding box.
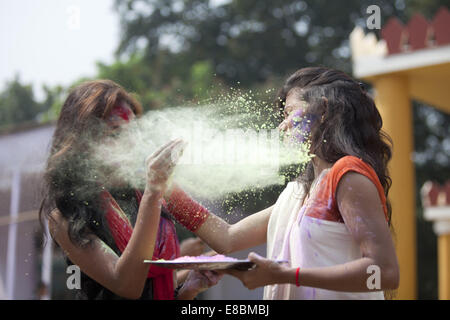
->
[0,0,118,100]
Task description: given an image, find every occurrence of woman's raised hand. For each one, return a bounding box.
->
[144,138,186,196]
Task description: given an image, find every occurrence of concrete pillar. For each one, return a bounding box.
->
[6,168,21,300]
[373,74,417,299]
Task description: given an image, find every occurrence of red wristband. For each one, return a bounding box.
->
[295,267,301,287]
[165,185,210,232]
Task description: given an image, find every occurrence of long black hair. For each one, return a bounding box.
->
[276,67,393,225]
[39,80,144,248]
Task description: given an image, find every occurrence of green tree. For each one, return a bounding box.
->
[112,0,418,85]
[0,75,44,129]
[38,84,66,122]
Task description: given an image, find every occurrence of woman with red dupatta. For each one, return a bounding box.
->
[39,80,221,300]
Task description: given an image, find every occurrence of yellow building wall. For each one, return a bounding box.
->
[373,74,417,300]
[438,234,450,299]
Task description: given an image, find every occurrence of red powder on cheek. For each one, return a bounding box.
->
[107,104,134,126]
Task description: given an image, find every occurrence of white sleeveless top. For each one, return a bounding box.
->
[263,181,384,300]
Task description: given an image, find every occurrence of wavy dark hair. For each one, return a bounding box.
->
[39,80,143,248]
[276,67,393,225]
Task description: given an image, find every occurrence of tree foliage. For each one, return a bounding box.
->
[0,75,43,129]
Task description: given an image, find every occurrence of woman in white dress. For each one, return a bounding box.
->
[166,67,399,299]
